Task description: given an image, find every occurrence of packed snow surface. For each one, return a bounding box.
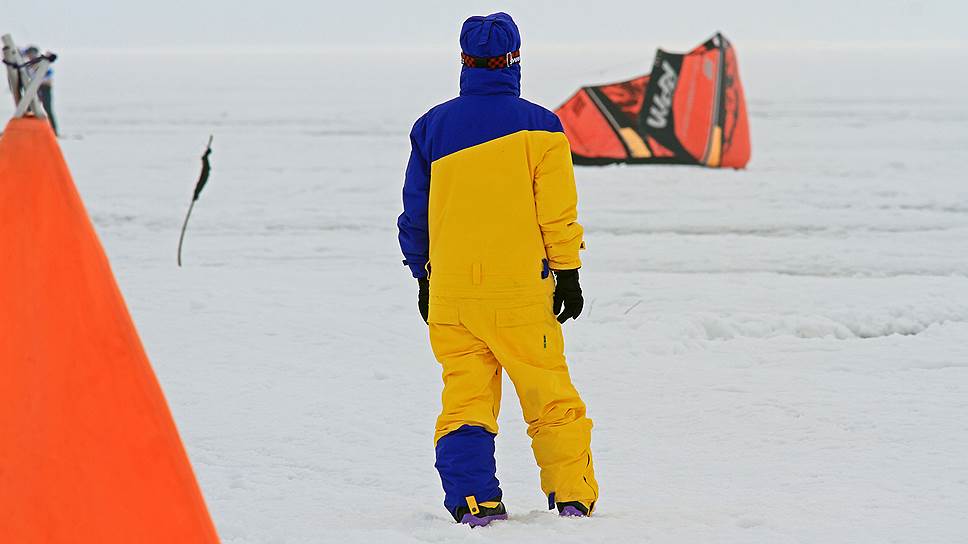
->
[8,45,967,543]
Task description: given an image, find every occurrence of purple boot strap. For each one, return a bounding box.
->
[460,513,508,527]
[559,505,587,517]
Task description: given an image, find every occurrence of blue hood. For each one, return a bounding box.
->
[459,12,521,97]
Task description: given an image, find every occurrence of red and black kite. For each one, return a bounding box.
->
[556,33,750,168]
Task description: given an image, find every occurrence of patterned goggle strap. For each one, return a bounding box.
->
[460,50,521,70]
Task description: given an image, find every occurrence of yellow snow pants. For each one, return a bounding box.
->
[428,286,599,507]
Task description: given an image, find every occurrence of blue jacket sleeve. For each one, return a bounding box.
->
[397,117,431,278]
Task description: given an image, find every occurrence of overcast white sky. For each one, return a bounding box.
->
[1,0,965,50]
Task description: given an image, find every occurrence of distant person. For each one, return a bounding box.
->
[23,46,57,136]
[397,13,598,526]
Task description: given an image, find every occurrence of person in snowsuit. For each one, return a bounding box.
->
[397,12,598,526]
[23,46,57,137]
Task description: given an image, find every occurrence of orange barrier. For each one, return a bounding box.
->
[0,118,219,543]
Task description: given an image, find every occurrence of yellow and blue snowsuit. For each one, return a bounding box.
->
[397,13,598,515]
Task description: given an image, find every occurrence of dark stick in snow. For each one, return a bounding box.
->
[177,135,213,267]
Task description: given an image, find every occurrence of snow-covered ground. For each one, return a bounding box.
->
[8,44,968,542]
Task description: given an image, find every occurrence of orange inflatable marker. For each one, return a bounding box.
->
[0,116,220,541]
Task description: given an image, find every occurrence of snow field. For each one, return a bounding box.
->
[9,45,966,542]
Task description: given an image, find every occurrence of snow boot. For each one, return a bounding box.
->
[451,497,507,527]
[557,500,594,517]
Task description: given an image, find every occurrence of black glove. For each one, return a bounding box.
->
[552,269,583,323]
[418,277,429,323]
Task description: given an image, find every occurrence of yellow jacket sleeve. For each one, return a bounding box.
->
[534,132,584,270]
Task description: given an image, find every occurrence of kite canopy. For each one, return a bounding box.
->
[0,118,219,542]
[555,33,750,168]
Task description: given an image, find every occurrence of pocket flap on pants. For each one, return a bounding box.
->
[428,304,460,325]
[496,304,548,327]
